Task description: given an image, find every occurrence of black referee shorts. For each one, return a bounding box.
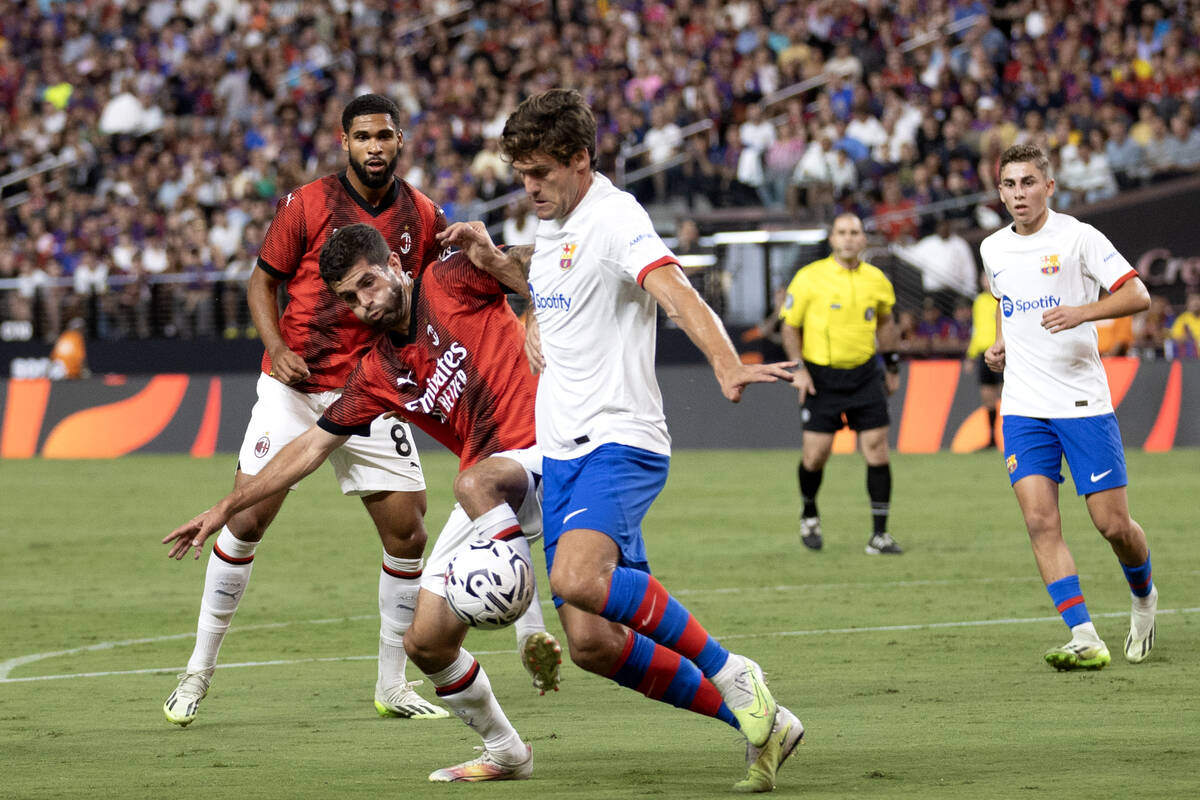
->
[801,360,890,433]
[978,354,1002,386]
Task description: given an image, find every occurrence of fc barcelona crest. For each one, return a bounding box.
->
[560,243,578,271]
[1040,254,1060,275]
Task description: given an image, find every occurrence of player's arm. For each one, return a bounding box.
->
[1041,274,1151,334]
[875,311,901,395]
[163,426,347,560]
[779,316,815,403]
[437,222,532,299]
[984,301,1006,372]
[248,267,309,384]
[643,265,795,403]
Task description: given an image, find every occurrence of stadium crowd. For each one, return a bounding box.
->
[0,0,1198,360]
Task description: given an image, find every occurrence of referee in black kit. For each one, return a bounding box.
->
[779,213,904,555]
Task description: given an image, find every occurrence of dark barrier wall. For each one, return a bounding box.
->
[2,359,1196,458]
[1080,177,1200,307]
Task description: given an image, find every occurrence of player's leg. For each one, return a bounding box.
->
[410,541,530,781]
[556,603,735,725]
[335,413,446,718]
[454,449,561,693]
[1006,416,1108,670]
[858,424,901,555]
[1064,415,1156,663]
[165,374,308,725]
[798,430,834,550]
[847,376,900,555]
[544,445,778,747]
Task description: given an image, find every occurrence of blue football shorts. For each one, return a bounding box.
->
[541,443,670,602]
[1002,414,1127,495]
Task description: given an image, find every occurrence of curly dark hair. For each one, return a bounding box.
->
[318,223,390,285]
[500,88,597,169]
[341,94,402,134]
[998,143,1050,177]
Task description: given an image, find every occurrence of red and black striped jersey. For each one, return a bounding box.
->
[319,250,537,470]
[256,172,446,392]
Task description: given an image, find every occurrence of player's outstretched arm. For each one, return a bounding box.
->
[643,266,795,402]
[248,268,309,384]
[162,426,348,560]
[1041,275,1151,334]
[437,222,532,299]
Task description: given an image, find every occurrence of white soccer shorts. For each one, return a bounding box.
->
[237,372,426,495]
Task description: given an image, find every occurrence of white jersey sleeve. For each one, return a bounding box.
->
[980,210,1136,419]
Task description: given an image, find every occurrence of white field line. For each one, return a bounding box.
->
[3,605,1197,685]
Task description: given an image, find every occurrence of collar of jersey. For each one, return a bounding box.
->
[338,171,401,216]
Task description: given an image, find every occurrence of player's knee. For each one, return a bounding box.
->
[1022,510,1060,540]
[403,625,444,670]
[548,564,604,613]
[1095,513,1137,544]
[564,633,616,675]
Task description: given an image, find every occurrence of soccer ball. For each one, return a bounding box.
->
[444,539,534,629]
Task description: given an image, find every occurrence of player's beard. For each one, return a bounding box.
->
[350,152,399,190]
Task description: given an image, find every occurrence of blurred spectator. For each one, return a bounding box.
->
[1133,295,1175,359]
[500,197,538,247]
[896,218,979,314]
[874,176,919,243]
[1057,139,1119,208]
[1169,292,1200,359]
[1104,120,1150,189]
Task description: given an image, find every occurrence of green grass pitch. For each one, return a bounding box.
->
[2,449,1197,799]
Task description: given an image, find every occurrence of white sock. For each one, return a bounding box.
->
[187,527,256,674]
[513,580,546,646]
[377,553,421,690]
[473,503,523,542]
[709,652,745,693]
[429,649,523,758]
[470,505,544,645]
[1070,621,1103,643]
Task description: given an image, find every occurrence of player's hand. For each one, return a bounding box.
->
[162,506,229,561]
[524,313,545,375]
[792,367,815,405]
[984,340,1005,372]
[884,370,901,396]
[716,360,797,403]
[267,346,310,385]
[438,221,501,264]
[1041,304,1086,333]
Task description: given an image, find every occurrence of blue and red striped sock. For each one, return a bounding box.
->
[606,629,736,728]
[1121,553,1153,598]
[1047,575,1091,628]
[602,567,729,678]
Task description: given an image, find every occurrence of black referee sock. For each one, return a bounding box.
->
[798,464,823,519]
[867,464,891,535]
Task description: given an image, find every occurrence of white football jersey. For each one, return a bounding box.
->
[528,173,677,458]
[980,209,1136,418]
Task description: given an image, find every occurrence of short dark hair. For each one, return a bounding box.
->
[341,94,402,134]
[318,223,390,285]
[998,144,1050,177]
[501,88,597,169]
